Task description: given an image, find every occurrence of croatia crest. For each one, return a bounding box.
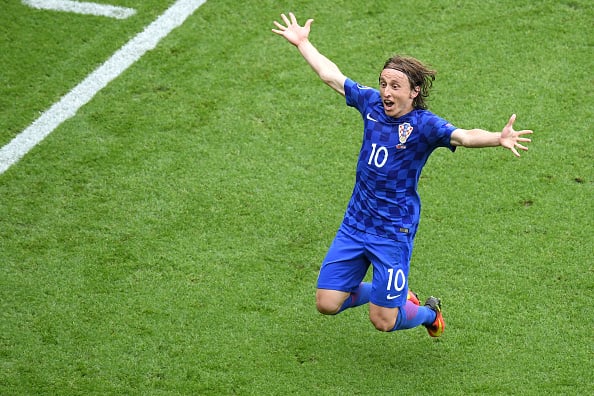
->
[397,123,413,149]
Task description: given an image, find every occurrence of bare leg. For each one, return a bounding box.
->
[369,303,399,332]
[315,289,350,315]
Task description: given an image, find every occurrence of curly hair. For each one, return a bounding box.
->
[381,55,436,110]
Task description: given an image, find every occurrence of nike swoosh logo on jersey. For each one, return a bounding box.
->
[366,113,378,122]
[387,293,401,300]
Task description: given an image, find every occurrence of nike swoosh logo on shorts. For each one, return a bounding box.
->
[387,294,401,300]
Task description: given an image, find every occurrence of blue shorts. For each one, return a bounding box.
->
[317,223,413,308]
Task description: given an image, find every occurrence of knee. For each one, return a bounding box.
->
[315,290,344,315]
[369,310,398,332]
[316,298,341,315]
[369,318,394,332]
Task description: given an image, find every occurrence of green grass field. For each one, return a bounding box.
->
[1,0,593,394]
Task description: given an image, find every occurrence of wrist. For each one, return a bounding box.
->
[296,38,312,49]
[496,132,503,146]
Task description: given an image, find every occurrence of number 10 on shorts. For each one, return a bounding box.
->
[386,268,406,292]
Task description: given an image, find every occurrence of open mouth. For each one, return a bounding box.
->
[383,100,394,109]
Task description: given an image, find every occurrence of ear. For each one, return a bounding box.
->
[410,86,420,99]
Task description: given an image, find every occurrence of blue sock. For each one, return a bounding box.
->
[391,301,437,331]
[337,282,371,313]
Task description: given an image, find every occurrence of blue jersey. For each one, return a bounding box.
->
[342,78,457,242]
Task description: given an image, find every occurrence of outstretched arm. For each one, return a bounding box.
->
[272,13,347,96]
[450,114,533,157]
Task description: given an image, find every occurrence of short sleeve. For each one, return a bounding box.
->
[344,78,380,115]
[422,112,458,151]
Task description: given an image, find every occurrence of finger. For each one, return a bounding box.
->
[517,130,533,136]
[516,143,529,151]
[506,113,517,128]
[289,12,297,24]
[272,21,286,30]
[281,13,290,25]
[304,18,314,29]
[511,147,521,157]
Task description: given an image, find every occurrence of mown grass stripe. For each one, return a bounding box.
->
[22,0,137,20]
[0,0,207,175]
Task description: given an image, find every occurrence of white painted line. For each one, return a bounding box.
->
[1,0,207,175]
[22,0,136,20]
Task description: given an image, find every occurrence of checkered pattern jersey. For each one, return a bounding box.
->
[341,78,458,242]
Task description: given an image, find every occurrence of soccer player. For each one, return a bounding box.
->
[272,13,532,337]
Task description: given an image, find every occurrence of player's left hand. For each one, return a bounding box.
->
[500,114,533,157]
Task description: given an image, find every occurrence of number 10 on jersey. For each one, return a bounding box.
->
[368,143,388,168]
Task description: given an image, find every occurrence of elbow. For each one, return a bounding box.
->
[318,70,336,85]
[450,129,467,148]
[318,70,345,95]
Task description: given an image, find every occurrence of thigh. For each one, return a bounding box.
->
[366,236,412,308]
[317,225,370,293]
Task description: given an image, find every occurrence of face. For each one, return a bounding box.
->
[379,69,419,118]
